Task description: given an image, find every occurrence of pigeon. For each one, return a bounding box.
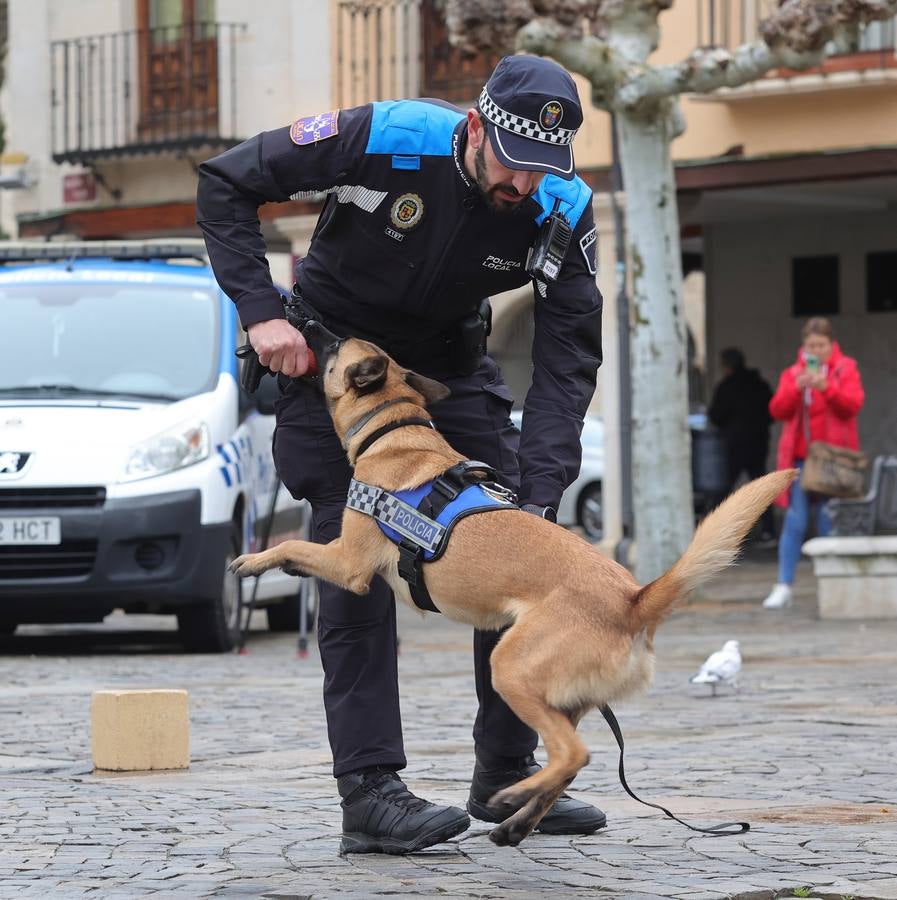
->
[689,640,742,696]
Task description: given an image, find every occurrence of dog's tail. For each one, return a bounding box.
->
[629,469,798,633]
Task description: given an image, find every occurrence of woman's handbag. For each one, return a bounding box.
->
[801,441,868,498]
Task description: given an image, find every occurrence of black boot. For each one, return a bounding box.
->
[338,767,470,854]
[468,753,607,835]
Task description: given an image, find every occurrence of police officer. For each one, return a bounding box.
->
[197,55,605,854]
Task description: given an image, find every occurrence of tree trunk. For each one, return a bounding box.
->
[616,103,693,584]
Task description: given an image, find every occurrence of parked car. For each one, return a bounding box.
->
[509,411,605,541]
[0,240,309,651]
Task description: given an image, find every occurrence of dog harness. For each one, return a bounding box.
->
[346,460,518,612]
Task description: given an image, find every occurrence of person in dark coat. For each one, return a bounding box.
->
[708,347,775,541]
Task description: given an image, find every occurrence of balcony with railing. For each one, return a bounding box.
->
[698,0,897,91]
[50,21,245,164]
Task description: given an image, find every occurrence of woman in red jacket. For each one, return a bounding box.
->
[763,317,864,608]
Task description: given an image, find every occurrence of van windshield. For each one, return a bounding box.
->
[0,281,219,401]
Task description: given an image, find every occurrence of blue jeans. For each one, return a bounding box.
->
[778,461,831,585]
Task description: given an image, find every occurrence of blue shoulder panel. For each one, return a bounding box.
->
[532,174,592,230]
[366,100,464,157]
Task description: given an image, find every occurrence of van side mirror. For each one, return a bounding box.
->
[254,374,281,416]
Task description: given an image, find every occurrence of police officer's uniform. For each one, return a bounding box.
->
[197,56,604,848]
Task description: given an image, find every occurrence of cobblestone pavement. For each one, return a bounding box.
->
[2,550,896,898]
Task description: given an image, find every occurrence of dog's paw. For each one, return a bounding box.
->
[487,786,528,817]
[489,796,542,847]
[488,824,512,847]
[229,553,270,577]
[488,818,532,848]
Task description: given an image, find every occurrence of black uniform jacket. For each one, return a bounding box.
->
[196,99,603,511]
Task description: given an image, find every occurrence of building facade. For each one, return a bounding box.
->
[3,0,895,545]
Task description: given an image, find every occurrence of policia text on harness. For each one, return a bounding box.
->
[347,458,518,613]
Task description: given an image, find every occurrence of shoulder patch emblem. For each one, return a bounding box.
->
[290,110,340,146]
[389,193,424,230]
[579,226,597,276]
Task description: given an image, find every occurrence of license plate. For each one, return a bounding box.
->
[0,516,62,545]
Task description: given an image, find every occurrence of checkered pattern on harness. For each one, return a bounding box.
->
[479,88,577,146]
[347,478,446,554]
[346,479,383,515]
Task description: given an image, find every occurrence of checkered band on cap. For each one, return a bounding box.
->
[478,88,577,146]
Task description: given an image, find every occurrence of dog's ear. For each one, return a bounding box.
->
[345,354,389,394]
[404,370,451,405]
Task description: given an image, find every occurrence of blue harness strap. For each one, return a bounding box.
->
[346,461,518,612]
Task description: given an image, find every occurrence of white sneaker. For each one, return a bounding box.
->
[762,583,793,609]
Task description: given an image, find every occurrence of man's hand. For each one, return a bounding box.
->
[247,319,310,377]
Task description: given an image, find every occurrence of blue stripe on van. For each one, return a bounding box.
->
[219,292,238,378]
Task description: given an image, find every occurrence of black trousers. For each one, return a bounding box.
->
[724,442,775,535]
[272,355,538,777]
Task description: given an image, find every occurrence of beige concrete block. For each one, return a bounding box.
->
[91,689,189,771]
[816,575,897,619]
[804,536,897,619]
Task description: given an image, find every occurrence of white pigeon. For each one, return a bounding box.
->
[689,640,742,696]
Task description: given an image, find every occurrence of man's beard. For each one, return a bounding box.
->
[474,141,532,215]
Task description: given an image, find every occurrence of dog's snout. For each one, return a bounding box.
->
[303,320,344,361]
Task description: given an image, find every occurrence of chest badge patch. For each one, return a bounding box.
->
[390,193,424,230]
[290,110,340,146]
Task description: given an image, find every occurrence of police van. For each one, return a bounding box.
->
[0,240,308,651]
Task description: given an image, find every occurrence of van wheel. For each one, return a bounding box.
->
[576,481,604,542]
[266,577,318,633]
[178,526,243,653]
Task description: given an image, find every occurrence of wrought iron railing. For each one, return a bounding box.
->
[50,21,245,164]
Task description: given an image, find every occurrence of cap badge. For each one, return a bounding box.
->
[390,193,424,230]
[539,101,564,131]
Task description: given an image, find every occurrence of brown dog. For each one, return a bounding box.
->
[232,322,797,847]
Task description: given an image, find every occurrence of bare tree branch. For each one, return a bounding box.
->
[447,0,897,113]
[760,0,897,52]
[515,18,622,106]
[618,0,897,106]
[443,0,536,57]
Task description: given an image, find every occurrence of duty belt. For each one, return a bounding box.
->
[345,461,518,612]
[286,288,490,372]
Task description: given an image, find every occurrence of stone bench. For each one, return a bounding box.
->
[826,455,897,536]
[803,536,897,619]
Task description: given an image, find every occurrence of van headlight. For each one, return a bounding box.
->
[122,422,210,481]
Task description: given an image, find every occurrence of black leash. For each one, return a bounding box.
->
[599,705,750,836]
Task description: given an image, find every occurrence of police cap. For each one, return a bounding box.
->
[478,55,583,181]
